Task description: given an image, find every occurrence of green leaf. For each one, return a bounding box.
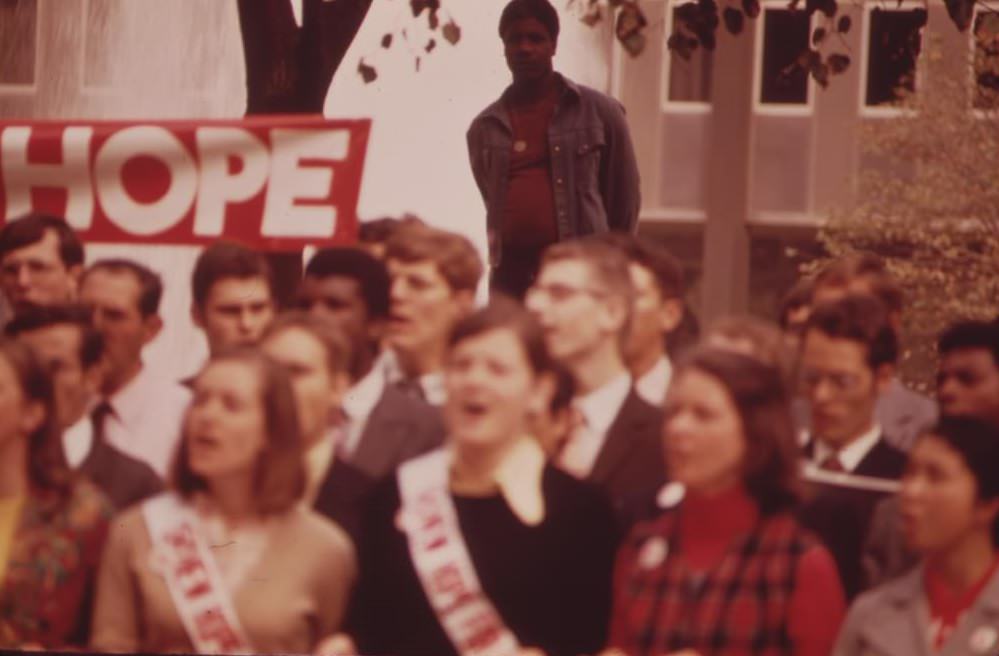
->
[442,20,461,45]
[943,0,972,30]
[828,53,850,73]
[723,7,745,34]
[358,60,377,84]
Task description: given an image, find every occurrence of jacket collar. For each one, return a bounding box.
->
[481,73,581,126]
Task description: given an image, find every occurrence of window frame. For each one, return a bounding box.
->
[752,0,817,117]
[858,0,926,118]
[0,0,41,94]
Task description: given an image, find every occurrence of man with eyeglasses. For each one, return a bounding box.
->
[797,293,907,599]
[525,237,664,522]
[0,213,84,321]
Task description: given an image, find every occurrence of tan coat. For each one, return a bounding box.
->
[91,499,356,654]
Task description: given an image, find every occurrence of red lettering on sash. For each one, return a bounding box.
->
[194,607,244,651]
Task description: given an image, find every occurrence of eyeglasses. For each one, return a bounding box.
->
[526,283,608,303]
[799,367,866,394]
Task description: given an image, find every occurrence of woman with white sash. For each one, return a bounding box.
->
[91,348,356,654]
[338,298,619,656]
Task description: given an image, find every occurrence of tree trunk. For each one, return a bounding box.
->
[237,0,373,273]
[237,0,374,115]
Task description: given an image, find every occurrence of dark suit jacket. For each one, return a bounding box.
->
[798,434,906,599]
[79,440,163,512]
[588,390,666,528]
[347,385,445,481]
[313,458,375,550]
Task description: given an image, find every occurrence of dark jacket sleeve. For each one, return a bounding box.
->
[597,95,641,233]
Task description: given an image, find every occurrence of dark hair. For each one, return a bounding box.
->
[5,304,104,368]
[815,253,903,314]
[667,303,701,359]
[357,215,425,247]
[921,415,999,546]
[172,348,306,514]
[304,247,390,320]
[384,224,483,294]
[778,277,814,329]
[448,294,553,376]
[674,347,802,514]
[549,362,575,413]
[0,213,84,269]
[191,242,275,309]
[599,233,685,299]
[938,321,999,365]
[0,339,72,497]
[263,310,351,376]
[805,294,898,369]
[499,0,560,41]
[82,259,163,317]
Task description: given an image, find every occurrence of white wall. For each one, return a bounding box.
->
[3,0,614,380]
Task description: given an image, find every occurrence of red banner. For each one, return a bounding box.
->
[0,116,370,251]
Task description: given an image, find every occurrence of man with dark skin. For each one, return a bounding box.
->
[468,0,641,298]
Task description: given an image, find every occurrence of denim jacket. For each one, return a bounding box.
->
[466,74,641,265]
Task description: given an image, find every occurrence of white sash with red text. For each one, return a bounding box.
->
[397,448,522,656]
[142,493,255,654]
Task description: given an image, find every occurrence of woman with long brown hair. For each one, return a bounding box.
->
[91,348,356,653]
[0,338,111,647]
[604,348,845,656]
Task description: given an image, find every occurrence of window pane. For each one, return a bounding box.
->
[974,11,999,108]
[668,7,714,103]
[0,0,37,85]
[760,9,810,105]
[865,8,924,106]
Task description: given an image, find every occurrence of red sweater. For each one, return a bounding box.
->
[676,486,846,656]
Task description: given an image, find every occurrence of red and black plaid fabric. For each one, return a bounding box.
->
[608,508,815,656]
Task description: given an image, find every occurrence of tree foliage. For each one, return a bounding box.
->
[809,41,999,389]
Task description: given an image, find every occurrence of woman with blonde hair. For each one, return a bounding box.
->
[91,348,356,653]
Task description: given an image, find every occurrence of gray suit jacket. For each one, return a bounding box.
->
[834,564,999,656]
[347,385,445,480]
[876,378,937,452]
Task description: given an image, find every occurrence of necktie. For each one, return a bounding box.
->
[395,377,427,402]
[90,400,114,445]
[820,454,845,473]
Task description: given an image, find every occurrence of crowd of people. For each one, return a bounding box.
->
[1,0,997,654]
[0,206,996,656]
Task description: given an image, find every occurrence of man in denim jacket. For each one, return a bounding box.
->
[467,0,641,298]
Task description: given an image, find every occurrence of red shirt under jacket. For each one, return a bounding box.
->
[925,552,999,650]
[502,87,560,248]
[608,485,846,656]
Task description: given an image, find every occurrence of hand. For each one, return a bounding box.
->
[315,633,357,656]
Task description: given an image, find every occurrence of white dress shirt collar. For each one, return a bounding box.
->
[634,356,672,408]
[575,371,633,438]
[340,364,387,456]
[62,414,94,470]
[813,423,883,473]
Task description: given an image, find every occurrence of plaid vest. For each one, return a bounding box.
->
[610,508,814,656]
